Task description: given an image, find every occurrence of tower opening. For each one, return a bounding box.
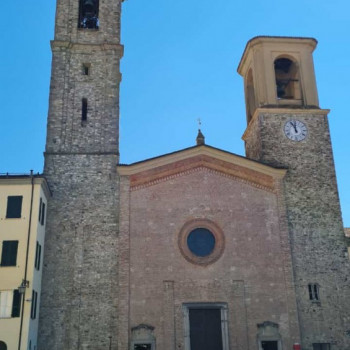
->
[274,57,302,101]
[82,98,88,122]
[78,0,99,29]
[246,68,256,124]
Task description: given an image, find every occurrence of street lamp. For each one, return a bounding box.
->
[18,279,29,294]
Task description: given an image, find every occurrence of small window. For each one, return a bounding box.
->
[83,64,90,76]
[0,341,7,350]
[6,196,23,218]
[308,284,320,301]
[134,345,152,350]
[41,202,46,226]
[313,344,330,350]
[30,290,38,319]
[1,241,19,267]
[82,98,88,122]
[11,290,21,318]
[35,242,41,270]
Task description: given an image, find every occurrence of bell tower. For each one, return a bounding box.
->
[239,37,350,349]
[39,0,123,348]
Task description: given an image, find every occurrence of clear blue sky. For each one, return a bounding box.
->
[0,1,349,226]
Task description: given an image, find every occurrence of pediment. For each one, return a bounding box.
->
[117,145,286,191]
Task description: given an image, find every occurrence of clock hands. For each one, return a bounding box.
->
[292,120,298,133]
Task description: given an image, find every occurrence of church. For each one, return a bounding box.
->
[1,0,350,349]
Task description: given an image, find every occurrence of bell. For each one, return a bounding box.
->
[83,0,96,13]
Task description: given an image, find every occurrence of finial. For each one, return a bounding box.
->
[196,119,205,145]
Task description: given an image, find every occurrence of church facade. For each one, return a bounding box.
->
[35,1,350,350]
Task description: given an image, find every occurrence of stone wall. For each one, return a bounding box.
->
[246,110,350,349]
[39,1,123,348]
[39,154,119,349]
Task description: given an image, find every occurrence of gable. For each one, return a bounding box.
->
[118,145,286,191]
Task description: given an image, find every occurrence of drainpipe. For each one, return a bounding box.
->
[18,170,35,350]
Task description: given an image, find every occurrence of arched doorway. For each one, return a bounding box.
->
[0,341,7,350]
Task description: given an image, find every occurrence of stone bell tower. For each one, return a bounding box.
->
[239,36,350,349]
[39,0,123,348]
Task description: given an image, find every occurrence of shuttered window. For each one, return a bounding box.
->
[0,291,13,318]
[35,242,41,270]
[6,196,23,218]
[38,198,42,222]
[1,241,19,267]
[31,290,38,319]
[41,202,46,225]
[11,290,21,318]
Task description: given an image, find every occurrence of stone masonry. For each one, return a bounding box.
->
[244,110,350,349]
[39,0,123,348]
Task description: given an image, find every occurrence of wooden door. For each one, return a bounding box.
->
[189,308,223,350]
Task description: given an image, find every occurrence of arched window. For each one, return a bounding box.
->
[78,0,99,29]
[246,68,256,123]
[0,341,7,350]
[274,57,302,101]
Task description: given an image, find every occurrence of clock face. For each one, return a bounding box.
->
[284,120,308,141]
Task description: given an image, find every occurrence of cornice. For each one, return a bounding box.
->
[117,145,286,179]
[129,166,276,193]
[118,149,286,191]
[0,177,52,198]
[51,40,124,56]
[237,36,317,74]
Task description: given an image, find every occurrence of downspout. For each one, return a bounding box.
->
[18,170,35,350]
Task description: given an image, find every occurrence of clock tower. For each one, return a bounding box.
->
[239,36,350,349]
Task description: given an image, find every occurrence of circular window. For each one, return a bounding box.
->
[187,228,215,257]
[178,219,224,265]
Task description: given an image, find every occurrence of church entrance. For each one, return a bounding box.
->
[261,341,278,350]
[189,308,223,350]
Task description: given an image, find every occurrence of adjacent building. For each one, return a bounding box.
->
[0,174,50,350]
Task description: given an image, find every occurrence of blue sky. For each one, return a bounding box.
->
[0,1,349,226]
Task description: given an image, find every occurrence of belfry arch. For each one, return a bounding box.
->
[245,68,256,124]
[274,56,302,101]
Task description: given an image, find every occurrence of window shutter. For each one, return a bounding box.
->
[6,196,23,218]
[35,242,42,270]
[1,241,19,266]
[31,290,38,319]
[41,203,46,225]
[38,244,41,270]
[11,290,21,317]
[38,198,42,222]
[0,291,13,318]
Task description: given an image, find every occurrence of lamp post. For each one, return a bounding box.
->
[18,279,29,294]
